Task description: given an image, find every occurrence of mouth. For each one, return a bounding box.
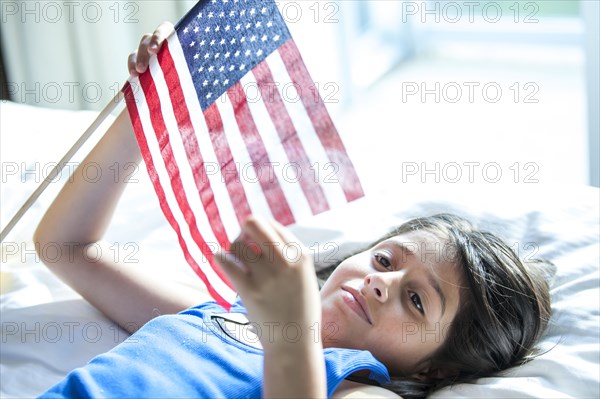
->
[341,286,372,325]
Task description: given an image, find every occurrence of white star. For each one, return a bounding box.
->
[225,25,230,31]
[230,38,236,45]
[208,65,214,72]
[224,51,231,58]
[219,11,225,18]
[215,26,220,32]
[200,40,206,46]
[219,66,225,72]
[223,78,229,85]
[255,21,261,28]
[273,35,280,41]
[245,49,251,56]
[194,53,200,59]
[197,12,202,18]
[229,65,235,71]
[190,41,196,47]
[214,53,220,59]
[194,26,200,33]
[206,92,212,99]
[240,10,245,16]
[261,7,267,14]
[250,8,255,15]
[250,35,256,42]
[208,12,214,18]
[198,66,204,72]
[240,64,246,70]
[220,39,226,45]
[267,21,273,28]
[234,50,240,57]
[204,52,210,59]
[240,37,245,43]
[203,80,209,86]
[210,39,215,46]
[205,26,211,33]
[213,79,219,85]
[261,35,267,42]
[183,27,189,33]
[235,24,241,30]
[256,49,263,57]
[229,11,235,17]
[245,22,251,29]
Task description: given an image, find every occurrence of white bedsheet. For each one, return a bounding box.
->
[1,101,598,398]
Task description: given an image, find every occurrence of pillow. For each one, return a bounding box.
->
[1,101,598,398]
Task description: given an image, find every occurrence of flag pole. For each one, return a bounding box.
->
[0,89,125,243]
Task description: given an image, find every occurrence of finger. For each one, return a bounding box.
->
[228,237,263,271]
[128,51,139,77]
[148,21,175,54]
[135,33,153,74]
[214,249,250,290]
[267,218,300,247]
[240,216,282,251]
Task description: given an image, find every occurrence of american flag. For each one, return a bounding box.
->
[123,0,363,309]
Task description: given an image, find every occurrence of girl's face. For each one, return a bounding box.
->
[319,230,464,376]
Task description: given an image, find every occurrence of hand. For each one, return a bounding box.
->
[127,21,174,77]
[216,217,322,347]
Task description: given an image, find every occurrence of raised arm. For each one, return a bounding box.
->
[217,217,327,398]
[34,22,208,332]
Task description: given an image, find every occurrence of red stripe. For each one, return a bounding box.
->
[124,82,231,309]
[137,70,234,291]
[159,42,230,249]
[227,82,295,225]
[203,102,253,227]
[279,40,364,202]
[252,61,329,216]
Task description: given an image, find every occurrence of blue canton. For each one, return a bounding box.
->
[176,0,292,110]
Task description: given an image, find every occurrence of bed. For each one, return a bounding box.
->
[1,100,599,398]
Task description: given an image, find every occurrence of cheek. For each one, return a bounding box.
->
[320,263,360,295]
[369,323,450,375]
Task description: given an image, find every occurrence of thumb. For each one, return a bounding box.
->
[215,249,249,280]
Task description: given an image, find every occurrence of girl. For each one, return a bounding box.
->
[34,23,553,398]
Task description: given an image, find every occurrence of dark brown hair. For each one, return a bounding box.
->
[320,213,554,398]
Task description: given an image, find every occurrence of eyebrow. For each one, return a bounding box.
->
[428,273,447,319]
[390,241,447,319]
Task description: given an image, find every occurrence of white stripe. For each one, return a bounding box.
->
[266,50,347,208]
[215,90,274,225]
[240,71,313,221]
[134,65,236,304]
[167,34,240,243]
[149,52,222,248]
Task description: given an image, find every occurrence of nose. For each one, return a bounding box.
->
[363,273,390,303]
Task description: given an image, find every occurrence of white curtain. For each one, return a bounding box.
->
[2,1,196,110]
[1,0,416,113]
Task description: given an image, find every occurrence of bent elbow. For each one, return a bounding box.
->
[32,223,55,267]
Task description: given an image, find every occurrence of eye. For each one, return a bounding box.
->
[410,292,424,314]
[374,253,392,269]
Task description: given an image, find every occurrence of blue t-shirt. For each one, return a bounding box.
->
[40,299,390,398]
